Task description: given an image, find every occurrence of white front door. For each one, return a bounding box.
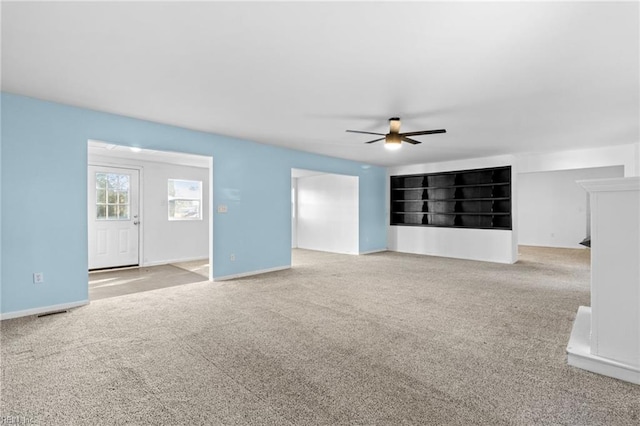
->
[88,165,140,270]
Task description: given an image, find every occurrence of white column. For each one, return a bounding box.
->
[567,177,640,384]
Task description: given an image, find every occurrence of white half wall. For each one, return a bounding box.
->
[89,153,209,266]
[296,173,359,255]
[567,178,640,385]
[518,166,624,248]
[389,226,514,263]
[388,154,517,264]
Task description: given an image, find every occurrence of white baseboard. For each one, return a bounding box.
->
[1,300,89,321]
[518,243,588,250]
[214,265,290,281]
[567,306,640,385]
[359,249,387,255]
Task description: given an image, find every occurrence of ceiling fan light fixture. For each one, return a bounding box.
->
[384,142,402,151]
[384,133,402,150]
[346,117,445,149]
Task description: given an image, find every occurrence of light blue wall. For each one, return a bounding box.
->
[1,93,387,315]
[0,94,3,313]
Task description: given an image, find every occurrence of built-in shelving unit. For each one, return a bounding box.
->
[390,166,512,229]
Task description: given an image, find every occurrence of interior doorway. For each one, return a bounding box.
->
[87,140,214,287]
[517,165,624,250]
[291,168,359,255]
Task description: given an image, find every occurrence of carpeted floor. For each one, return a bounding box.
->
[1,247,638,425]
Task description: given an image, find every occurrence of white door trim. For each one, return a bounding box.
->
[291,177,298,249]
[208,156,214,282]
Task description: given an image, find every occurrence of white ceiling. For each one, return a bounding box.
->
[2,1,638,167]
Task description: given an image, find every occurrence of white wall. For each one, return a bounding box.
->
[296,174,359,255]
[518,166,623,248]
[388,154,517,264]
[89,153,209,266]
[517,143,639,176]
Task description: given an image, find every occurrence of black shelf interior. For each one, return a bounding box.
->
[390,166,512,230]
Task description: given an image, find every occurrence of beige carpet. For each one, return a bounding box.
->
[1,247,638,425]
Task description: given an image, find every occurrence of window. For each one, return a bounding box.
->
[96,172,130,220]
[168,179,202,220]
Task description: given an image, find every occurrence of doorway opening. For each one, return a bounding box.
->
[87,140,213,298]
[515,165,624,266]
[291,168,359,255]
[516,166,624,251]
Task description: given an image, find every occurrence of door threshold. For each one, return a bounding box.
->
[89,264,139,274]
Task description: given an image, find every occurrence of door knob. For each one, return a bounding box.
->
[133,221,140,225]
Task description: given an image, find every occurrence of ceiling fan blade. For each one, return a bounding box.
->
[346,130,386,136]
[400,129,447,137]
[402,137,422,145]
[364,137,385,144]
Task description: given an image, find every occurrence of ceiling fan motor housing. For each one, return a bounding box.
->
[385,133,402,145]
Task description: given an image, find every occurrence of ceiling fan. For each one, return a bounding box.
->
[346,117,446,150]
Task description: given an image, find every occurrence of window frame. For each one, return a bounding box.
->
[168,178,203,221]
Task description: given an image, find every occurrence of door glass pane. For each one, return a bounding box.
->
[118,192,128,204]
[96,173,107,189]
[119,175,130,191]
[118,205,129,220]
[108,205,118,219]
[108,189,117,204]
[96,204,106,219]
[107,174,119,190]
[96,189,106,203]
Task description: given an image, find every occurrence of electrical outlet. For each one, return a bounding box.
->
[230,254,236,262]
[217,205,228,214]
[33,273,44,284]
